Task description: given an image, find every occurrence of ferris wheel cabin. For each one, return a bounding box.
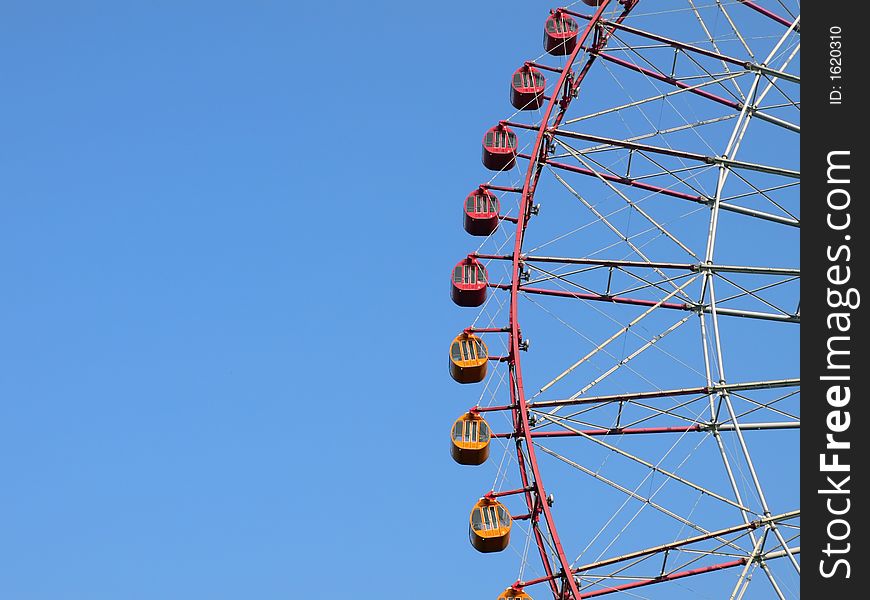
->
[451,257,488,307]
[543,11,579,56]
[498,587,532,600]
[510,65,546,110]
[469,497,512,553]
[450,412,491,465]
[449,332,488,384]
[482,124,518,171]
[464,188,500,236]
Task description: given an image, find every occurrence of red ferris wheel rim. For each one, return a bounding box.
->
[503,3,627,597]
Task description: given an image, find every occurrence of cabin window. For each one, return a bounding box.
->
[471,509,483,531]
[452,337,486,363]
[471,194,495,214]
[455,419,487,444]
[456,263,484,285]
[472,505,506,532]
[516,70,539,89]
[498,506,511,527]
[463,264,475,284]
[548,16,577,35]
[488,129,515,150]
[466,196,476,212]
[525,71,534,88]
[490,506,502,529]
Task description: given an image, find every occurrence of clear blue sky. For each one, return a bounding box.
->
[0,2,552,597]
[0,2,798,598]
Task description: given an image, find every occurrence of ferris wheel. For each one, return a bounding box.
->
[447,1,800,599]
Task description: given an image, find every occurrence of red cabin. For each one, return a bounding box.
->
[583,0,606,5]
[544,10,579,56]
[510,65,546,110]
[451,257,488,307]
[482,124,517,171]
[464,188,500,236]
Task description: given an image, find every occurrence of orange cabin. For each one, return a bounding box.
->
[482,124,518,171]
[464,188,500,236]
[450,412,491,465]
[469,497,512,553]
[451,257,488,307]
[449,332,489,384]
[510,65,546,110]
[544,11,579,56]
[498,587,532,600]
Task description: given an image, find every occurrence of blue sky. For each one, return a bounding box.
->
[1,2,799,598]
[0,2,546,597]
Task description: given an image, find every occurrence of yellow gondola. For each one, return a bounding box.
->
[450,412,491,465]
[469,496,511,553]
[448,331,488,383]
[497,587,532,600]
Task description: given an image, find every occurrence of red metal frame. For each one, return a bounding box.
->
[589,51,743,111]
[579,559,746,597]
[490,281,690,311]
[503,2,640,598]
[474,377,798,414]
[495,425,707,439]
[517,560,748,596]
[737,0,799,31]
[523,153,709,205]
